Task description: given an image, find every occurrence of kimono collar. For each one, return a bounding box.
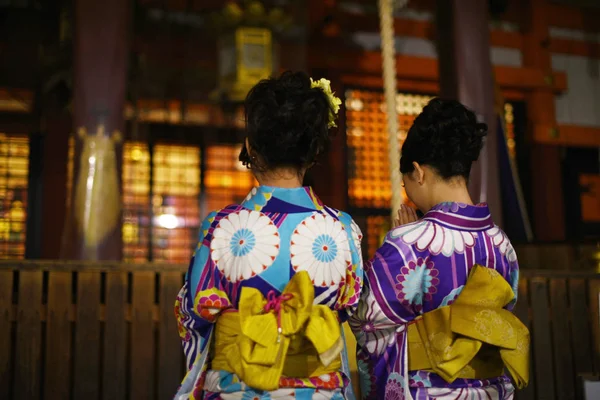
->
[241,186,324,213]
[423,202,494,231]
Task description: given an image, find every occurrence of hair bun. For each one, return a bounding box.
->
[241,71,333,171]
[400,98,487,180]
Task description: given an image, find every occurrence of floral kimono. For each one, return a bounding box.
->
[349,203,529,400]
[175,186,364,400]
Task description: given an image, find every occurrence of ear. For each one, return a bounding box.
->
[413,162,425,185]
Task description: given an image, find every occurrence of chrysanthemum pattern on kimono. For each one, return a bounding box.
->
[349,202,519,400]
[174,186,364,400]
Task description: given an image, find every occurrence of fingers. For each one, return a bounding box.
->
[400,205,408,225]
[408,206,418,223]
[392,209,401,228]
[393,205,419,228]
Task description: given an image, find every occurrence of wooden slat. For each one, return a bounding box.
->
[44,271,73,400]
[0,270,14,400]
[514,244,542,270]
[549,278,576,400]
[514,278,535,400]
[158,271,184,400]
[570,279,595,375]
[588,278,600,374]
[73,271,101,400]
[131,271,156,400]
[102,271,127,400]
[540,244,574,270]
[570,278,596,400]
[530,278,556,400]
[14,270,43,400]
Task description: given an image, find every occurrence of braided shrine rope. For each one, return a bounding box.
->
[378,0,408,218]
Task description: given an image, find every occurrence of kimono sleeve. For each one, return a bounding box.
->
[506,242,520,311]
[336,213,365,322]
[175,211,231,399]
[349,232,420,400]
[349,237,416,357]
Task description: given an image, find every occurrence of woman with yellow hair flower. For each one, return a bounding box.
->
[174,71,363,400]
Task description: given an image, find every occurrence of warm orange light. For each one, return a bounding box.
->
[345,89,432,209]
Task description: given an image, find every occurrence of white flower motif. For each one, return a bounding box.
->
[390,220,476,257]
[349,287,397,356]
[290,213,352,287]
[485,226,518,262]
[210,210,280,282]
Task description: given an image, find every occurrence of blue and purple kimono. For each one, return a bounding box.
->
[349,202,519,400]
[175,186,364,400]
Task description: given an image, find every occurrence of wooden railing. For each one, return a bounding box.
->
[0,261,186,400]
[1,260,599,400]
[517,270,600,400]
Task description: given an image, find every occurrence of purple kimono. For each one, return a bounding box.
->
[349,202,519,399]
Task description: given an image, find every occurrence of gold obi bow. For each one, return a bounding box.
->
[407,265,530,388]
[211,271,344,391]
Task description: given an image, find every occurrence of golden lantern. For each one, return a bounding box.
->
[217,27,273,102]
[211,1,291,102]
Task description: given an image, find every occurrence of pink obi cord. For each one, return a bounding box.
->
[263,291,294,343]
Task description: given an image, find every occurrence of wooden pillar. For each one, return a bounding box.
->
[307,0,348,210]
[61,0,129,260]
[523,0,565,241]
[435,0,503,225]
[40,111,71,259]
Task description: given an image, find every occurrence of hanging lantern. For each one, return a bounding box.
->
[211,1,291,103]
[217,27,273,102]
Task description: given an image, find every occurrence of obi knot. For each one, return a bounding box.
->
[264,291,295,343]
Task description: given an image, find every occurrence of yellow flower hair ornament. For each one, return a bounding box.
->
[310,77,342,128]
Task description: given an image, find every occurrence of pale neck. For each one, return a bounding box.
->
[254,168,304,188]
[426,184,474,211]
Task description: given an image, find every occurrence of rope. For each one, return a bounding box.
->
[378,0,407,218]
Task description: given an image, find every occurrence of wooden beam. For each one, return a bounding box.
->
[547,3,600,32]
[334,12,524,50]
[0,112,37,134]
[309,49,567,92]
[534,124,600,147]
[342,0,600,33]
[339,74,525,100]
[549,37,600,58]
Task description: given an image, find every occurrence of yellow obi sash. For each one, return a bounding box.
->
[407,265,530,388]
[211,271,344,391]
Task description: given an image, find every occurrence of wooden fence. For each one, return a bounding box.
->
[0,261,186,400]
[1,261,599,400]
[517,270,600,400]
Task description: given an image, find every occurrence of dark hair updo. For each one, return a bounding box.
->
[400,98,487,180]
[239,71,334,171]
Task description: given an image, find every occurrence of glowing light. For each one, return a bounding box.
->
[156,214,179,229]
